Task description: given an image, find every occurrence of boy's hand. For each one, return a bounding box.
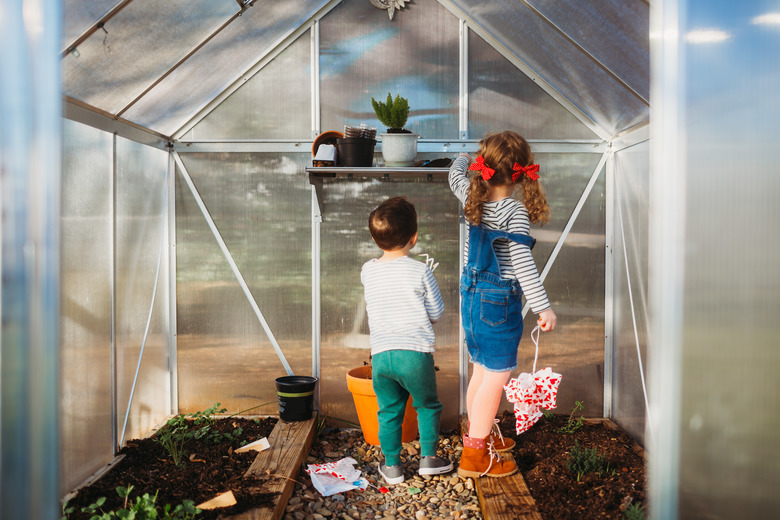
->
[538,309,557,331]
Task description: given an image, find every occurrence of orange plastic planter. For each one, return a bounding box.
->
[346,365,418,446]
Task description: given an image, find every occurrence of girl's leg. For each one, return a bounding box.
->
[467,368,511,439]
[466,363,485,421]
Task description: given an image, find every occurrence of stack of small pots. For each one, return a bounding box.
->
[337,124,377,167]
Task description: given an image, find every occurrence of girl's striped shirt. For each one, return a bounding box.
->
[449,155,550,314]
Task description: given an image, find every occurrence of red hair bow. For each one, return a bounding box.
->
[468,155,495,180]
[512,163,540,182]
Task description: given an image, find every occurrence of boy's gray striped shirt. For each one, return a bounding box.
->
[361,256,444,356]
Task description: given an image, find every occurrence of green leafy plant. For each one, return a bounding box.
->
[155,420,189,467]
[623,502,647,520]
[62,499,76,520]
[557,400,585,434]
[65,486,200,520]
[371,93,410,132]
[566,440,616,481]
[154,402,245,466]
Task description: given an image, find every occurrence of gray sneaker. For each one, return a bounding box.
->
[418,456,454,476]
[378,463,405,485]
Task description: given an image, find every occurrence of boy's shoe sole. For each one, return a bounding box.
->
[378,464,405,485]
[418,457,454,476]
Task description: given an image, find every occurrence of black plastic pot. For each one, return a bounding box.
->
[275,375,318,422]
[336,138,376,167]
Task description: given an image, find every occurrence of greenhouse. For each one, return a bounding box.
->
[1,0,779,518]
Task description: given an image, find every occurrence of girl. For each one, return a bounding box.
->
[449,131,557,478]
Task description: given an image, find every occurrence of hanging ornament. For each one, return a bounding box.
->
[369,0,410,20]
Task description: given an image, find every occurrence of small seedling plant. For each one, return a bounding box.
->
[154,402,245,466]
[62,485,200,520]
[566,440,617,481]
[623,502,647,520]
[557,400,585,434]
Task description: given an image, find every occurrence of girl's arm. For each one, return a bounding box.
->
[538,308,557,331]
[449,154,471,204]
[505,207,551,314]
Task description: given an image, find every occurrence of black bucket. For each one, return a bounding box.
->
[336,138,376,167]
[275,375,318,421]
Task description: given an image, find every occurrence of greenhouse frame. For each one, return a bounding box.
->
[1,0,779,518]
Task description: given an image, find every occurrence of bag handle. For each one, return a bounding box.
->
[530,324,541,374]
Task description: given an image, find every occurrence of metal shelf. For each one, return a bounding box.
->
[306,166,450,181]
[307,167,451,215]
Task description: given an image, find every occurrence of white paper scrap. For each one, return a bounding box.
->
[235,437,271,453]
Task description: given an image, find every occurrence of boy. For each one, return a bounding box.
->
[361,196,453,485]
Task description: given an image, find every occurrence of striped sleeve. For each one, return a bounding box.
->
[483,201,551,314]
[449,155,471,205]
[422,267,444,323]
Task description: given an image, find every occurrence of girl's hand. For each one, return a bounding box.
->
[538,309,557,331]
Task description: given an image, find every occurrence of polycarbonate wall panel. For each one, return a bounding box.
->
[175,153,312,415]
[183,30,311,140]
[319,0,459,139]
[316,178,462,430]
[502,152,606,418]
[60,120,114,495]
[115,138,171,443]
[123,0,330,135]
[612,141,649,444]
[468,31,599,140]
[451,0,648,135]
[673,3,780,516]
[62,0,239,115]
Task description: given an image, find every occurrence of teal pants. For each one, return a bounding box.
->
[371,350,443,466]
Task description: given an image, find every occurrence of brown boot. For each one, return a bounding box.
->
[466,419,516,453]
[457,435,518,478]
[490,419,516,452]
[488,430,516,453]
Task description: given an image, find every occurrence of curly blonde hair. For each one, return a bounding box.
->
[464,131,550,226]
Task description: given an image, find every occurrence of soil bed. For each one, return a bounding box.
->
[496,410,647,519]
[65,416,278,519]
[65,413,646,520]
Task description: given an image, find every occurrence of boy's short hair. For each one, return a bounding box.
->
[368,196,417,251]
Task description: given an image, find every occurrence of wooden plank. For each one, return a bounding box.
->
[477,474,543,520]
[459,414,543,520]
[226,417,317,520]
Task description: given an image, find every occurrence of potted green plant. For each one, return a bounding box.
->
[371,93,419,167]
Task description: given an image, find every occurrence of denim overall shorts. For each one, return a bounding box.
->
[460,224,536,372]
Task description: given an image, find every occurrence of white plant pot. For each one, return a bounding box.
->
[379,133,419,167]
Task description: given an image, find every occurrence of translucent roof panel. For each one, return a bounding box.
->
[122,0,331,136]
[62,0,240,116]
[62,0,332,137]
[451,0,649,135]
[62,0,122,51]
[525,0,649,104]
[183,30,312,140]
[468,30,599,140]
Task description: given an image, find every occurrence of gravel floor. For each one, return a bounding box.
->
[282,428,484,520]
